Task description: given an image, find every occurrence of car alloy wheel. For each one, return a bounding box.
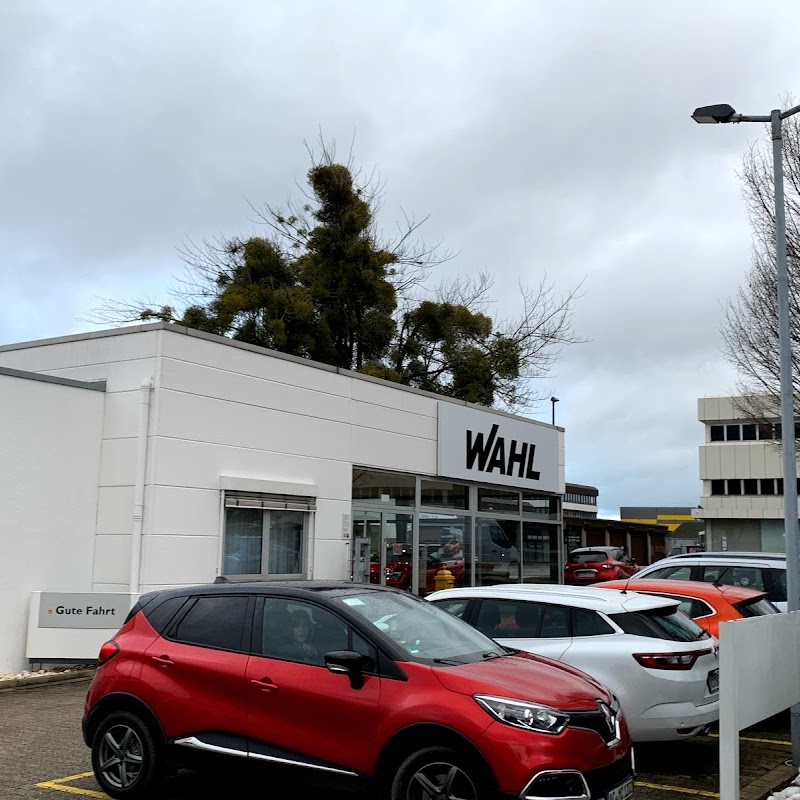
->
[91,711,159,799]
[392,746,482,800]
[98,723,144,789]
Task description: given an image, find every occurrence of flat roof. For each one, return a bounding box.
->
[0,365,106,392]
[0,322,560,430]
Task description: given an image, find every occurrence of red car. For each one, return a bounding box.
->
[564,547,640,585]
[83,581,633,800]
[598,578,779,638]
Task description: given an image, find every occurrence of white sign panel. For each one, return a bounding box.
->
[38,592,133,629]
[438,403,562,493]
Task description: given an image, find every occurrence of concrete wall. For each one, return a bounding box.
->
[0,370,104,671]
[0,329,160,593]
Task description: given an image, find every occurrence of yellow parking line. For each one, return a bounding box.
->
[636,781,720,798]
[35,771,108,798]
[706,732,792,746]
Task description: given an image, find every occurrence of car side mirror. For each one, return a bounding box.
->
[324,650,375,690]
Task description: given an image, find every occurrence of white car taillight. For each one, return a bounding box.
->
[633,648,711,670]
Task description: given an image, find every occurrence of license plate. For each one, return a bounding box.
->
[707,668,720,694]
[575,570,596,578]
[607,776,635,800]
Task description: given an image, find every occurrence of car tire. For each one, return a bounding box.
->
[390,745,486,800]
[91,711,161,799]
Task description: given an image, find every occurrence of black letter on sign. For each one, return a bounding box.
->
[487,438,507,475]
[526,444,540,480]
[466,424,499,471]
[507,440,528,478]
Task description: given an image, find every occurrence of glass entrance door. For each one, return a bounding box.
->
[352,510,414,590]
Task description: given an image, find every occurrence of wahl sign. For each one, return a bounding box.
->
[437,403,562,494]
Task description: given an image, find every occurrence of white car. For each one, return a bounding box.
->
[632,552,788,611]
[427,584,719,742]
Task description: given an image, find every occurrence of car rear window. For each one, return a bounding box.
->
[569,551,609,564]
[735,597,779,618]
[609,608,709,642]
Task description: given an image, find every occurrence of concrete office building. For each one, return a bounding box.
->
[694,395,791,552]
[0,323,566,671]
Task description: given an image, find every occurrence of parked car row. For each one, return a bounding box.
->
[81,551,782,799]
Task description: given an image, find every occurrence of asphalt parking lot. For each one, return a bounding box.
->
[2,679,795,800]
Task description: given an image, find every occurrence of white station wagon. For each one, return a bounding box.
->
[427,584,720,742]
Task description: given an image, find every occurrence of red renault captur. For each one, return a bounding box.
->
[83,582,634,800]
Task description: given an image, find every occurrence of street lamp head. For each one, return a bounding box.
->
[691,103,737,124]
[551,396,559,403]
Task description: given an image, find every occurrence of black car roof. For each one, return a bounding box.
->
[139,580,401,604]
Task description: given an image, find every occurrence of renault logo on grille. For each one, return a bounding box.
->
[598,701,616,737]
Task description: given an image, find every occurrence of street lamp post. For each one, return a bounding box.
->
[693,101,800,765]
[550,396,559,426]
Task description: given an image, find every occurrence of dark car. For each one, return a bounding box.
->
[82,581,633,800]
[564,547,640,585]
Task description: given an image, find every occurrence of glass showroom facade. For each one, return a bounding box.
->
[351,467,563,595]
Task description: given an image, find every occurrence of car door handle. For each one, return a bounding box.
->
[250,678,278,691]
[151,655,174,666]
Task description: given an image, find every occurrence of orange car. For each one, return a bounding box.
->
[598,578,779,638]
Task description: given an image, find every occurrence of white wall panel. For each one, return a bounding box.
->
[160,358,352,424]
[141,534,220,585]
[93,535,132,586]
[349,398,437,439]
[351,377,437,418]
[733,444,751,479]
[312,537,351,580]
[96,486,135,535]
[0,374,103,671]
[750,444,767,478]
[764,446,783,476]
[42,361,156,393]
[101,391,144,439]
[351,427,437,475]
[99,437,139,487]
[161,332,349,397]
[146,486,220,536]
[0,331,158,375]
[150,437,351,498]
[156,390,351,460]
[720,445,737,477]
[703,446,722,478]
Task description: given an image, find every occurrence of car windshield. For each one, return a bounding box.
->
[735,597,780,617]
[327,590,505,664]
[569,550,610,564]
[609,607,709,642]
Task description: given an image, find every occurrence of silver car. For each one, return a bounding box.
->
[427,584,720,742]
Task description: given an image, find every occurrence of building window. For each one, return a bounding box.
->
[742,424,757,441]
[710,425,724,442]
[711,480,725,496]
[522,492,560,520]
[726,425,741,441]
[478,488,520,514]
[223,493,311,579]
[420,479,469,510]
[352,469,416,506]
[761,479,775,495]
[743,479,758,495]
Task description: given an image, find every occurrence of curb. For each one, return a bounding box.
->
[0,668,96,692]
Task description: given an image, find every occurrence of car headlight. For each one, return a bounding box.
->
[474,695,569,734]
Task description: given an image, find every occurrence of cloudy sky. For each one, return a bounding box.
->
[2,0,798,516]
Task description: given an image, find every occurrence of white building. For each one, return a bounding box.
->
[0,323,565,671]
[695,395,789,552]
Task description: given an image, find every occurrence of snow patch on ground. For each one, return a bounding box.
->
[0,665,92,682]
